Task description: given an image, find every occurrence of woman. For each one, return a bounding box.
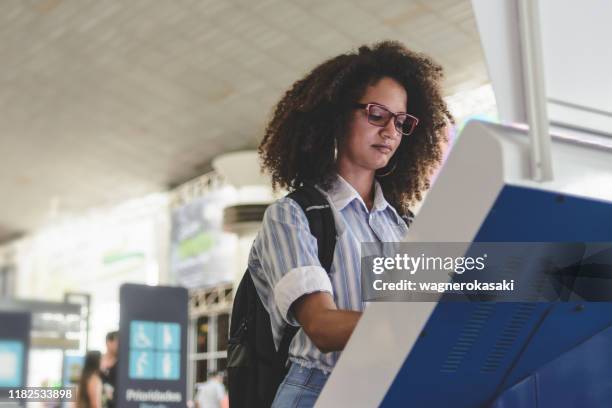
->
[250,41,452,407]
[100,331,118,408]
[77,351,103,408]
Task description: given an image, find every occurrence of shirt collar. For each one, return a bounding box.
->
[326,174,393,213]
[372,179,390,212]
[372,181,405,226]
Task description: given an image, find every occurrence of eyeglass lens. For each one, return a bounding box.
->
[366,105,415,135]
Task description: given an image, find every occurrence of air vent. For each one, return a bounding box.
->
[440,304,494,373]
[480,303,537,373]
[223,204,269,235]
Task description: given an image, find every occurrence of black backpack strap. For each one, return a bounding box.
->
[277,185,337,364]
[287,185,337,272]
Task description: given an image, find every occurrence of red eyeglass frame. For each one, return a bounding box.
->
[355,103,419,136]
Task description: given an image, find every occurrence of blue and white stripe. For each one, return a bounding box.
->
[248,174,409,373]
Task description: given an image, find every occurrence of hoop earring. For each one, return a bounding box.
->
[376,162,397,177]
[333,138,338,162]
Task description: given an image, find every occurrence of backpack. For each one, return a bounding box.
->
[227,185,337,408]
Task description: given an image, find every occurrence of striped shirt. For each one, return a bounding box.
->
[248,174,409,373]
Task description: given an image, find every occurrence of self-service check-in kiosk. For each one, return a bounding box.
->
[316,120,612,407]
[316,0,612,406]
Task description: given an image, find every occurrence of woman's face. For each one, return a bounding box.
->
[337,77,408,173]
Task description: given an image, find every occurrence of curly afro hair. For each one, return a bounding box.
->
[258,41,453,214]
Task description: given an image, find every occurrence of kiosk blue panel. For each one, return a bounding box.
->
[380,302,549,407]
[380,186,612,407]
[492,327,612,407]
[474,185,612,242]
[499,302,612,392]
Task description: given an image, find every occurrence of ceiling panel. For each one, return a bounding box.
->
[0,0,490,242]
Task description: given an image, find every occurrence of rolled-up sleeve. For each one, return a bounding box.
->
[250,197,333,326]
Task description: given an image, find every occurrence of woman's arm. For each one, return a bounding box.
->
[254,198,361,352]
[87,375,103,408]
[293,291,362,353]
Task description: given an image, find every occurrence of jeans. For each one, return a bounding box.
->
[271,363,330,408]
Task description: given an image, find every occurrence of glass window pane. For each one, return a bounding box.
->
[217,313,229,351]
[197,316,209,354]
[196,360,208,383]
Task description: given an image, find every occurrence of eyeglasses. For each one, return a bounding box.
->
[355,103,419,136]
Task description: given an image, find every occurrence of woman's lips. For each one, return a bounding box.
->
[372,144,392,154]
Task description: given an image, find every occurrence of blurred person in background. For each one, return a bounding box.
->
[77,351,103,408]
[100,331,118,408]
[195,371,227,408]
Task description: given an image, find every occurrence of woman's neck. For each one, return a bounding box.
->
[337,164,375,210]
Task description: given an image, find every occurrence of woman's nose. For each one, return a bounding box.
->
[381,118,399,139]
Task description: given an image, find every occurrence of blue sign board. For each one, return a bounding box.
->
[62,355,85,386]
[0,341,24,387]
[117,284,188,408]
[0,311,31,405]
[128,321,181,380]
